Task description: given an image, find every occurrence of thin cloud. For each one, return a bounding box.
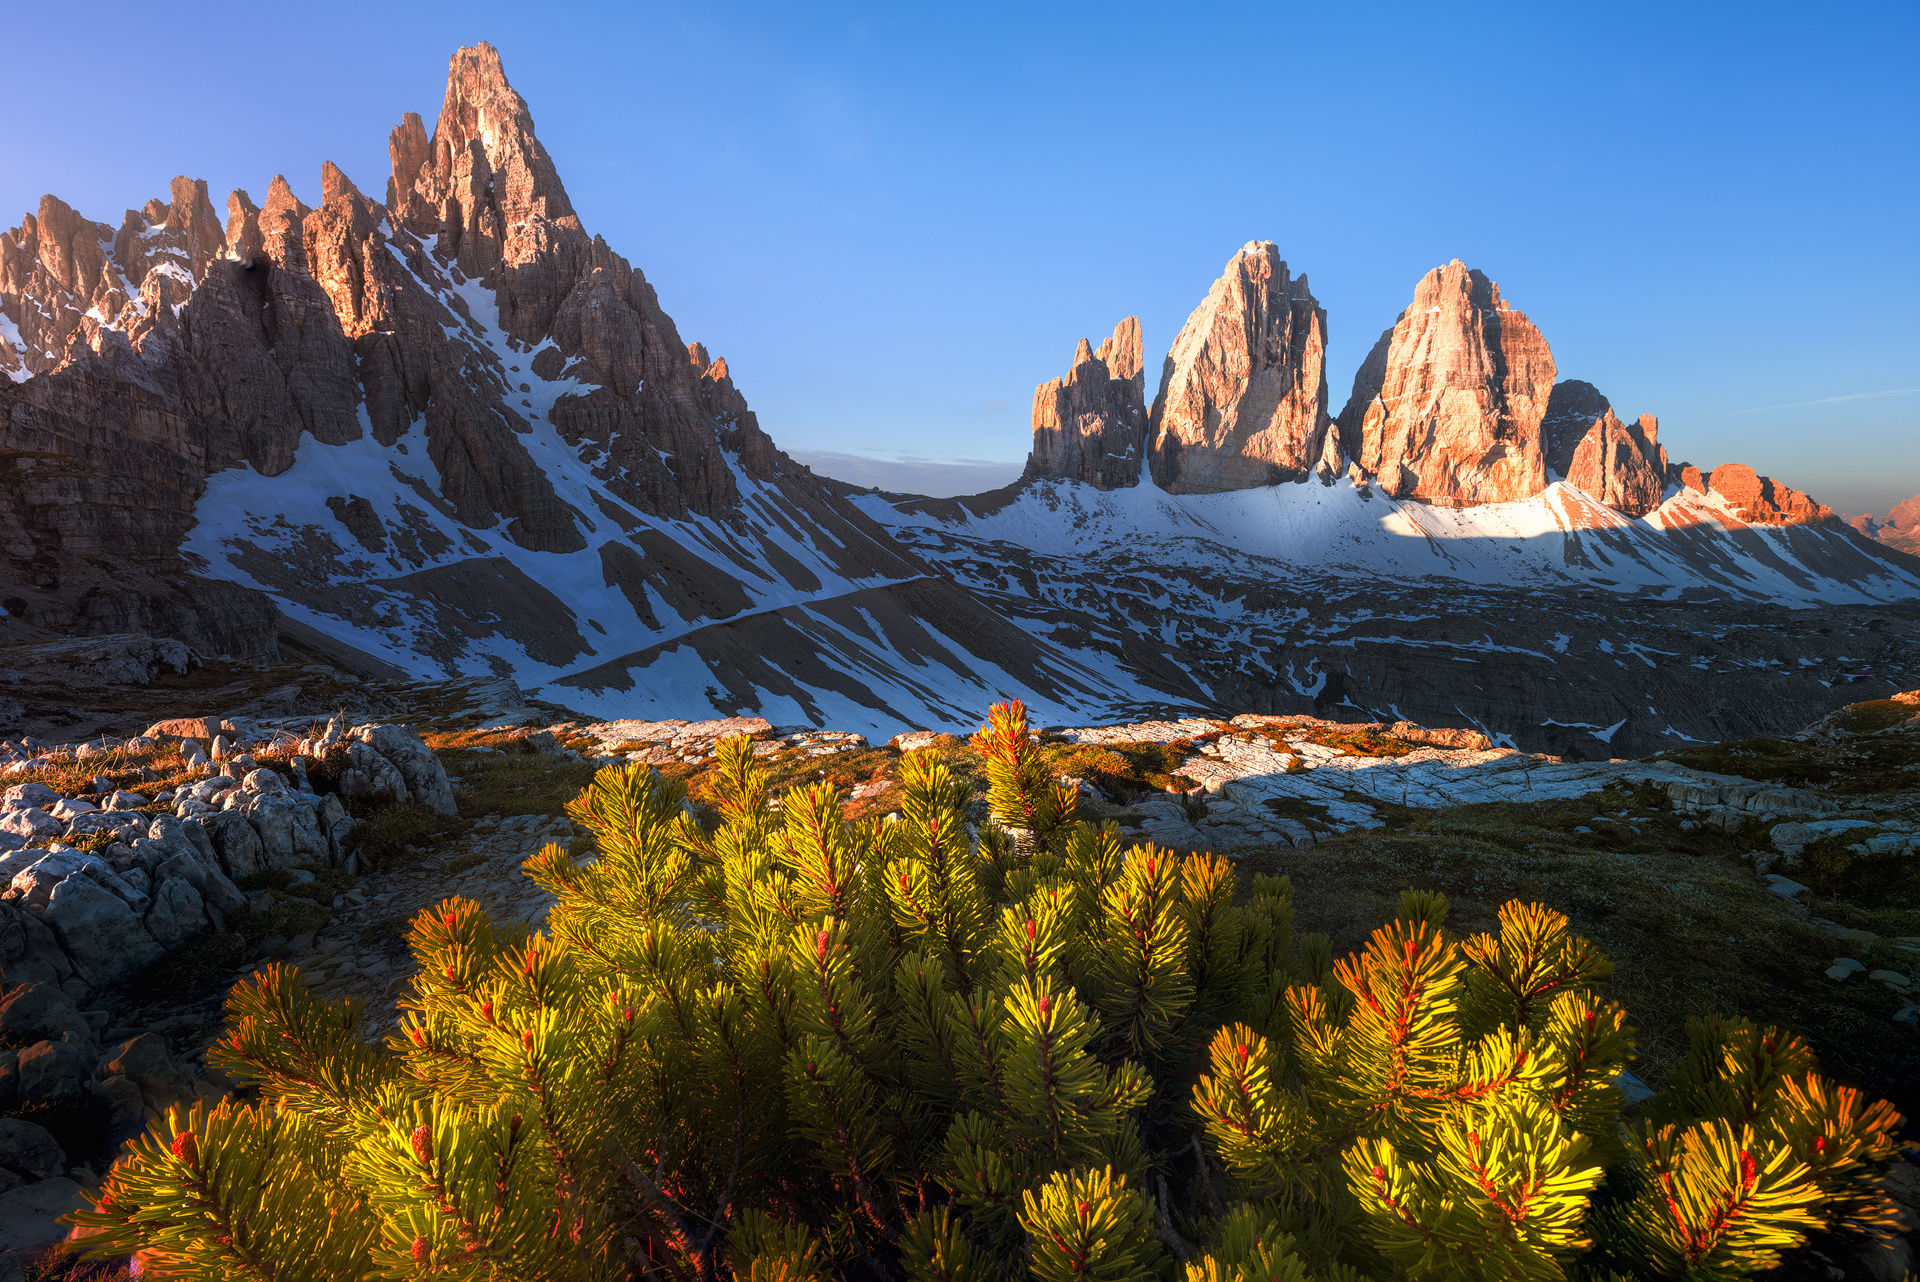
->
[789,450,1022,498]
[1733,388,1919,413]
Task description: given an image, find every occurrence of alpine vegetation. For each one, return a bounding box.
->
[67,704,1906,1280]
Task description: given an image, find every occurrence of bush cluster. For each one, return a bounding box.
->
[65,703,1907,1280]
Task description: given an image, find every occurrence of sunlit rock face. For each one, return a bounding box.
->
[1336,259,1555,507]
[1148,241,1335,494]
[1024,318,1148,490]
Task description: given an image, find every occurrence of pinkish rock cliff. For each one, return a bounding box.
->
[1023,318,1147,489]
[1541,380,1668,517]
[1147,242,1333,493]
[1336,260,1555,507]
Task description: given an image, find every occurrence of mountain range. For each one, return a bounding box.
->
[2,44,1915,755]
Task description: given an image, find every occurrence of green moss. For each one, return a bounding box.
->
[1795,838,1920,909]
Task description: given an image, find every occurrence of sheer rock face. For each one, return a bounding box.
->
[1023,318,1147,490]
[0,41,915,665]
[1336,260,1555,507]
[1541,380,1668,517]
[1147,243,1332,494]
[1700,464,1832,526]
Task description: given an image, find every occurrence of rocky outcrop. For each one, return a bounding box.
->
[1148,243,1333,493]
[1023,319,1147,490]
[1336,260,1555,506]
[1679,463,1833,526]
[1849,495,1920,555]
[1540,380,1668,516]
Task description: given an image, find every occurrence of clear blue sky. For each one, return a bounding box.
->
[4,1,1915,510]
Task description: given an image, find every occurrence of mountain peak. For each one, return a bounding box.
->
[1147,243,1331,493]
[1337,261,1553,505]
[1024,317,1148,490]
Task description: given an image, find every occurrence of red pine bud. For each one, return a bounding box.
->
[1025,920,1036,940]
[521,1030,535,1051]
[480,1001,494,1021]
[1037,997,1052,1017]
[412,1236,429,1264]
[1813,1135,1827,1155]
[1146,858,1157,876]
[509,1114,523,1140]
[443,965,457,981]
[976,1169,986,1182]
[805,1062,818,1076]
[1372,1165,1385,1180]
[171,1131,197,1165]
[623,1007,635,1022]
[1468,1131,1480,1148]
[1236,1044,1249,1063]
[408,1028,427,1046]
[815,928,831,960]
[443,912,456,930]
[1077,1200,1090,1220]
[411,1123,432,1166]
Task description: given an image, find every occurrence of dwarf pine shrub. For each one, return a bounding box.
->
[68,702,1907,1280]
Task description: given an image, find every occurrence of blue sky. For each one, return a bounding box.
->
[4,1,1915,509]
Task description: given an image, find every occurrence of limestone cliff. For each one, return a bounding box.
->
[1336,260,1555,507]
[1148,242,1333,493]
[1023,318,1147,489]
[1541,380,1667,517]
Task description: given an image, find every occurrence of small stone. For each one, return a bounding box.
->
[1867,970,1910,987]
[1834,928,1879,945]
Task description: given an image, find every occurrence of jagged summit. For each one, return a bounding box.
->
[1148,241,1334,493]
[0,43,1142,735]
[1022,317,1146,490]
[1334,259,1555,507]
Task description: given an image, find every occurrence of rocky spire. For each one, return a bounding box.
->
[1540,380,1667,516]
[1147,242,1332,493]
[389,42,582,293]
[1023,317,1147,489]
[1336,260,1555,507]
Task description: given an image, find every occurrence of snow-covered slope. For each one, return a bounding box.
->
[860,475,1920,607]
[849,474,1920,757]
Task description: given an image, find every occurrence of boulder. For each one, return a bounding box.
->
[0,1176,85,1254]
[0,787,56,809]
[0,1121,63,1182]
[351,724,458,815]
[0,906,70,987]
[151,850,247,919]
[0,810,58,843]
[101,1034,191,1112]
[151,813,217,866]
[242,768,289,796]
[204,808,266,878]
[144,717,241,740]
[245,793,330,869]
[143,877,207,949]
[14,1038,91,1101]
[0,983,92,1055]
[41,876,164,986]
[339,740,409,808]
